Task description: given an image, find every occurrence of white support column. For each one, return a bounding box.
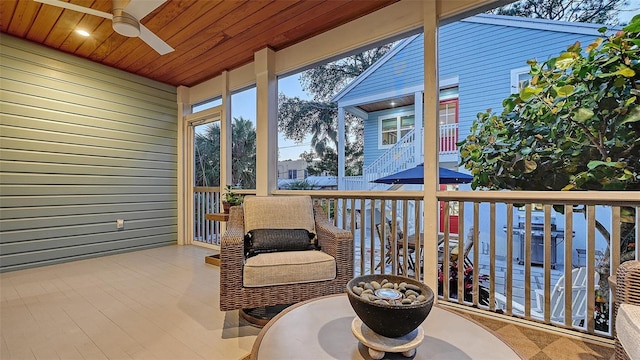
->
[255,48,278,196]
[414,91,423,165]
[337,106,346,189]
[176,85,191,245]
[422,1,440,291]
[220,71,232,235]
[220,70,232,193]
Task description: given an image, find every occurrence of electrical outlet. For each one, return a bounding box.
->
[117,219,124,229]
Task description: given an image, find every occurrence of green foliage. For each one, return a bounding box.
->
[459,18,640,191]
[231,117,257,189]
[490,0,629,25]
[223,185,244,206]
[301,149,338,176]
[194,117,257,188]
[277,95,338,156]
[278,46,392,175]
[194,123,220,187]
[300,46,394,102]
[281,180,316,190]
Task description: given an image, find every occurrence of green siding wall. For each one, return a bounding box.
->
[0,35,178,272]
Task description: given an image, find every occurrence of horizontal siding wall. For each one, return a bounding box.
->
[346,16,609,169]
[341,36,424,102]
[364,105,413,166]
[0,35,178,272]
[438,20,605,143]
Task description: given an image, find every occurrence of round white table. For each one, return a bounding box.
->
[251,294,522,359]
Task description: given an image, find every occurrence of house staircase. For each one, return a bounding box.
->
[341,129,421,232]
[356,127,420,191]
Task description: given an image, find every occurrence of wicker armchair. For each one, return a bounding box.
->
[614,260,640,360]
[219,196,354,313]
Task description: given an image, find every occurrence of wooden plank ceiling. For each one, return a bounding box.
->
[1,0,398,87]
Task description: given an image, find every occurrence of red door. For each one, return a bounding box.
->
[439,184,459,234]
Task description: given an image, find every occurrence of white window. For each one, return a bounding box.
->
[379,112,415,148]
[192,97,222,113]
[511,66,532,94]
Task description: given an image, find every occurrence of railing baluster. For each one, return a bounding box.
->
[586,205,596,333]
[564,205,574,327]
[506,203,513,315]
[401,200,409,277]
[359,198,366,276]
[199,191,205,243]
[443,201,450,300]
[489,202,496,310]
[457,201,465,303]
[208,191,213,244]
[391,199,398,275]
[543,204,552,323]
[414,199,422,281]
[609,206,621,336]
[370,199,376,275]
[525,204,532,318]
[473,202,480,307]
[379,199,386,275]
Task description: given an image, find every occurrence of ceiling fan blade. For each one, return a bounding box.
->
[34,0,113,19]
[125,0,167,20]
[139,24,174,55]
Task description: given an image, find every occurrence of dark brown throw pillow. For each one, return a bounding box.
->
[244,229,317,257]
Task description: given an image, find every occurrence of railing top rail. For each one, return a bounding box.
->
[272,189,639,205]
[274,190,425,200]
[194,186,221,192]
[438,190,639,205]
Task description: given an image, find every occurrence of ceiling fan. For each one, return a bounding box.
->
[34,0,174,55]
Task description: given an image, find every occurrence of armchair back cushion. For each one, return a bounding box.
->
[245,228,316,257]
[243,195,315,233]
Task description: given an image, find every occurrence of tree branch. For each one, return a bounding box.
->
[567,116,609,159]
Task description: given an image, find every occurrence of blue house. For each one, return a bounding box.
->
[332,14,620,263]
[333,14,617,191]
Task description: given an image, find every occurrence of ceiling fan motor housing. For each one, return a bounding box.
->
[112,9,140,37]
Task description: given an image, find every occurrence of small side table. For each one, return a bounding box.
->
[204,212,230,266]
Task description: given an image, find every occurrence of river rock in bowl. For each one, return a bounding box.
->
[346,274,434,338]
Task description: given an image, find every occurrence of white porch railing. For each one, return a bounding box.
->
[277,190,638,339]
[342,175,365,191]
[439,123,458,156]
[193,186,222,246]
[342,124,459,190]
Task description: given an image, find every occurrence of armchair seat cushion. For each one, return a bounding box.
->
[616,303,640,360]
[243,250,336,287]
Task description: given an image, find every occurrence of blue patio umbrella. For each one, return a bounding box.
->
[372,163,473,185]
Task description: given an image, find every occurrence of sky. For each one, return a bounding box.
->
[619,0,640,23]
[229,2,639,162]
[230,74,312,161]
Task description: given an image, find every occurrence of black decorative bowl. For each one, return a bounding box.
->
[346,274,434,338]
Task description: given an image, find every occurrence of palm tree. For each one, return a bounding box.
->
[231,117,257,188]
[194,123,220,187]
[194,117,257,188]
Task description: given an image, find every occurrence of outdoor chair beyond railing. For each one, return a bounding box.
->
[219,195,354,324]
[494,267,599,326]
[375,220,416,274]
